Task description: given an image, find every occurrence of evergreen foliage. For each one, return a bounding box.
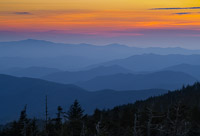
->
[2,83,200,136]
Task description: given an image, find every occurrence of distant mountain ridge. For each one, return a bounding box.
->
[1,39,200,56]
[42,65,132,84]
[0,66,62,78]
[1,39,200,70]
[89,54,200,72]
[0,56,98,71]
[161,64,200,80]
[77,71,197,91]
[0,65,196,92]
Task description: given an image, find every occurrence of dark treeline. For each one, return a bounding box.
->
[1,83,200,136]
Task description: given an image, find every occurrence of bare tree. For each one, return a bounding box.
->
[165,103,191,136]
[133,113,143,136]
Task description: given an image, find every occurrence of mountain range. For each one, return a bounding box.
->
[42,65,132,84]
[0,74,167,123]
[89,54,200,72]
[1,39,200,124]
[1,39,200,58]
[0,67,61,78]
[77,71,197,91]
[1,39,200,70]
[0,65,198,91]
[161,64,200,80]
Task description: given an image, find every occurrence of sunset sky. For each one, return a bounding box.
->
[0,0,200,48]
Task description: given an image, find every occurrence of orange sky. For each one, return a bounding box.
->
[0,0,200,31]
[0,0,200,47]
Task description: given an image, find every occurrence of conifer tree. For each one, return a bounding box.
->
[18,105,29,136]
[66,100,84,136]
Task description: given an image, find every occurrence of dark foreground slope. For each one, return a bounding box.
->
[0,74,167,123]
[93,82,200,136]
[1,80,200,136]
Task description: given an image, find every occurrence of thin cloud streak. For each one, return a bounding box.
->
[151,7,200,10]
[173,12,191,15]
[14,12,32,15]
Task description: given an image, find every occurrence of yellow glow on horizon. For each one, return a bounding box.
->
[1,0,199,10]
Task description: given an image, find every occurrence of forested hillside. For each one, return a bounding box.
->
[1,82,200,136]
